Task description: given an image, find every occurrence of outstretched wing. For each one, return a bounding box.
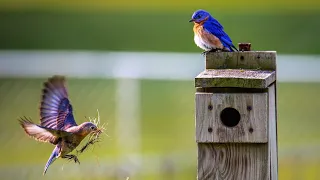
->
[40,76,77,130]
[19,117,71,144]
[203,19,238,51]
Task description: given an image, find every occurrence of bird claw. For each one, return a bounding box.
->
[201,48,223,56]
[201,51,207,56]
[74,156,80,164]
[209,48,223,53]
[62,154,80,164]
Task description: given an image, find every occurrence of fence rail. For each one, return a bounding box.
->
[1,50,320,82]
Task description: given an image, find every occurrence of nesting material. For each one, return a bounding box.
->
[77,109,107,154]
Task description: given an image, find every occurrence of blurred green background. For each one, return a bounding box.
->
[1,0,320,180]
[0,0,320,54]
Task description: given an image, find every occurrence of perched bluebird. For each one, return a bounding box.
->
[19,76,99,175]
[189,9,238,52]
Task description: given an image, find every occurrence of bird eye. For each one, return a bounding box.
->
[197,15,202,18]
[90,126,96,130]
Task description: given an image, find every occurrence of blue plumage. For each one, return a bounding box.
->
[190,9,238,52]
[19,75,100,175]
[44,145,60,175]
[40,76,77,130]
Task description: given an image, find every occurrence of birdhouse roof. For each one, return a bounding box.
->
[195,69,275,88]
[195,51,276,89]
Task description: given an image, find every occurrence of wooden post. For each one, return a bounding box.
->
[195,44,278,180]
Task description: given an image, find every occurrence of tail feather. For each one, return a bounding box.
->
[230,45,238,52]
[43,145,60,175]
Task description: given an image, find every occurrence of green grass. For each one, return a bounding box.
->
[0,0,319,12]
[0,78,320,179]
[0,11,320,54]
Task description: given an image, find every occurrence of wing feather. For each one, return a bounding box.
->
[19,117,70,144]
[39,76,77,130]
[203,19,238,51]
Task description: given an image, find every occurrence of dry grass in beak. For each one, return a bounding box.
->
[77,109,108,154]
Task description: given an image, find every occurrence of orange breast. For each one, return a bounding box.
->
[193,23,224,49]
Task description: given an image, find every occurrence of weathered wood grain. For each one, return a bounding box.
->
[195,50,278,179]
[198,143,269,180]
[196,87,268,93]
[195,92,268,143]
[268,84,278,180]
[205,51,276,70]
[195,69,276,88]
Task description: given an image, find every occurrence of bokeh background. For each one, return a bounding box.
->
[1,0,320,179]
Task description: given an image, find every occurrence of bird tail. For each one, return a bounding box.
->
[231,45,238,52]
[43,145,60,175]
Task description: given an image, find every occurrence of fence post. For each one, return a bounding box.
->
[195,44,278,180]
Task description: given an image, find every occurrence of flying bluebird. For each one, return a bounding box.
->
[19,76,99,175]
[189,9,238,52]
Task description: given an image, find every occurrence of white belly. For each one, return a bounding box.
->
[195,34,217,51]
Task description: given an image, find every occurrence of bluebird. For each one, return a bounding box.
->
[189,9,238,53]
[19,76,99,175]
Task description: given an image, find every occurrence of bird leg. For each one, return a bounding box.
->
[201,51,207,56]
[201,50,214,56]
[201,48,222,55]
[62,154,80,164]
[209,48,224,52]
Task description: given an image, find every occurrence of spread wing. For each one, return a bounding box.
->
[40,76,77,130]
[19,117,71,144]
[203,19,238,51]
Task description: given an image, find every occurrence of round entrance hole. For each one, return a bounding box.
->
[220,107,241,127]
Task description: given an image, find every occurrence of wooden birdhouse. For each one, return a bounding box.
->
[195,44,278,180]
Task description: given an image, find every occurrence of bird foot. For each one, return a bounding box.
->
[62,154,80,164]
[201,51,207,56]
[209,48,223,52]
[201,48,223,56]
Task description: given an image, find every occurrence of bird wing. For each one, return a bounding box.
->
[19,117,71,144]
[203,19,237,51]
[40,76,77,130]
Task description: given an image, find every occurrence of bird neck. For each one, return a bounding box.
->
[68,125,90,138]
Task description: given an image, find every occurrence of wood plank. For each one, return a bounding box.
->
[195,69,276,88]
[206,51,276,70]
[196,87,268,93]
[195,92,268,143]
[198,143,269,180]
[268,84,278,180]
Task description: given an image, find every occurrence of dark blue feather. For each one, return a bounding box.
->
[40,76,77,130]
[203,17,238,51]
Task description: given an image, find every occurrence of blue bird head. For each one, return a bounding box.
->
[189,9,211,23]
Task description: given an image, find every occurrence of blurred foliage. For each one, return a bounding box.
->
[0,0,320,54]
[0,0,319,12]
[0,11,320,54]
[1,78,320,179]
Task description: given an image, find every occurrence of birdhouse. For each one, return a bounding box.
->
[195,44,278,180]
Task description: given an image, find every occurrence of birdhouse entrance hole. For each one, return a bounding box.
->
[220,107,240,127]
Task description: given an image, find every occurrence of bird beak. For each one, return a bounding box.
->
[189,19,194,22]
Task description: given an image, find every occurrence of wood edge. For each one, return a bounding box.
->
[205,51,277,71]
